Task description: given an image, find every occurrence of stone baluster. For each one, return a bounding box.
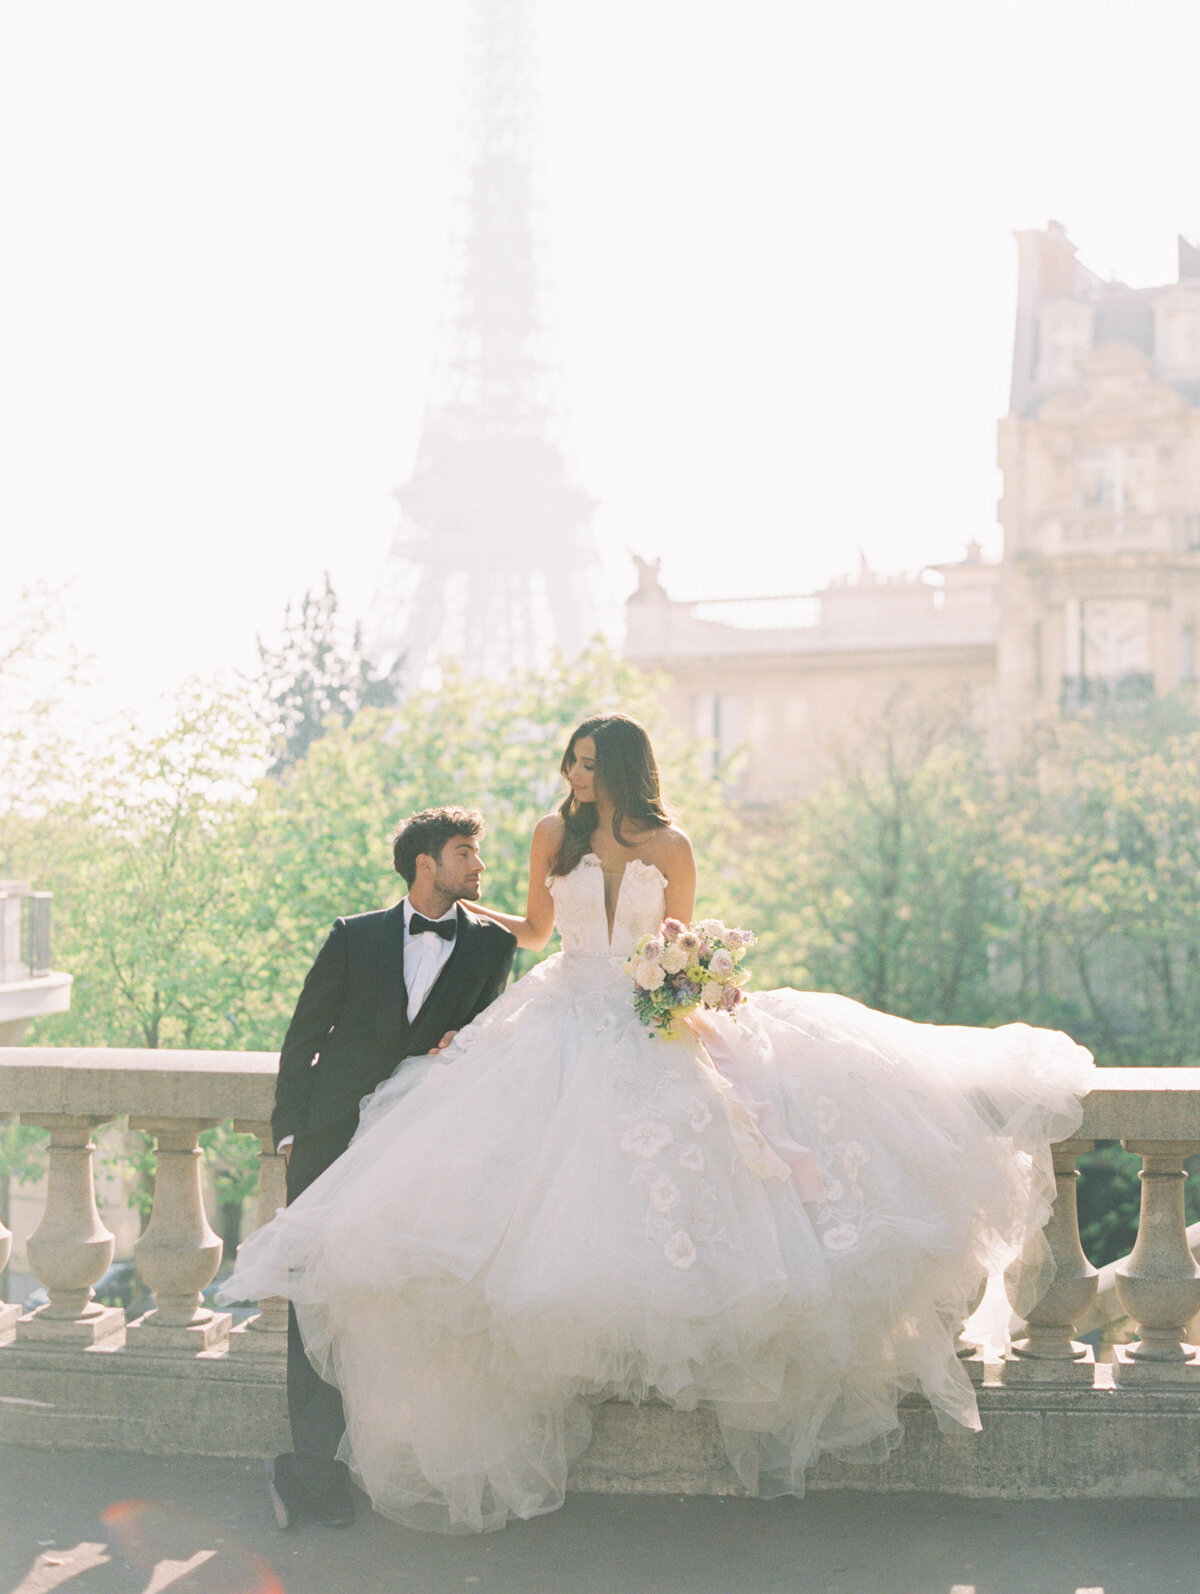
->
[1001,1139,1098,1384]
[953,1276,989,1384]
[1112,1139,1200,1384]
[227,1120,288,1357]
[16,1114,124,1346]
[126,1118,231,1353]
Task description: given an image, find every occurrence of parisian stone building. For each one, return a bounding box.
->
[624,224,1200,801]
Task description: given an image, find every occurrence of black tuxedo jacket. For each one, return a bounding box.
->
[271,902,517,1150]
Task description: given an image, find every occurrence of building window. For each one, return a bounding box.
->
[1075,445,1153,515]
[1157,305,1200,369]
[692,692,744,777]
[1061,597,1153,714]
[1037,301,1093,384]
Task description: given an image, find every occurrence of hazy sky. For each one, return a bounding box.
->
[3,0,1198,711]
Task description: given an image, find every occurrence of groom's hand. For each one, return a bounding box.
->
[429,1031,458,1055]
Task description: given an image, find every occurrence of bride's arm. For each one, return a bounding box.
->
[658,829,698,924]
[471,816,559,951]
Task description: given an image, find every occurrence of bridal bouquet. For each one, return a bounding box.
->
[625,917,756,1037]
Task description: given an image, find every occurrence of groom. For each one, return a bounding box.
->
[267,806,517,1529]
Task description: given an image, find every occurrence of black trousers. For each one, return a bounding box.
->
[284,1117,358,1463]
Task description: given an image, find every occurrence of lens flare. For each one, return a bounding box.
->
[100,1500,286,1594]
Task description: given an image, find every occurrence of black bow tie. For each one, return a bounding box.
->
[409,912,456,941]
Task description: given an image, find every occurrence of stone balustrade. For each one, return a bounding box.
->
[0,1050,1198,1496]
[0,1047,282,1359]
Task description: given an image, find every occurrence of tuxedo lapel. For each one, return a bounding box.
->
[374,903,410,1048]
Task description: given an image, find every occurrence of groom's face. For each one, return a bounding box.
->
[429,834,485,902]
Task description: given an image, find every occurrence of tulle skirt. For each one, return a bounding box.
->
[223,953,1093,1533]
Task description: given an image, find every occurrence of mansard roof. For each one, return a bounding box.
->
[1010,224,1200,418]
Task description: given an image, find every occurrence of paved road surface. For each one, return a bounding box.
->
[1,1447,1194,1594]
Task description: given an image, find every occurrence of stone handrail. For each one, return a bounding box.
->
[0,1051,1198,1385]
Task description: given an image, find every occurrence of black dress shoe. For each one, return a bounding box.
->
[311,1472,356,1529]
[266,1455,307,1530]
[288,1453,356,1528]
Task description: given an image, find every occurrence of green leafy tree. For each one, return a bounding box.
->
[26,684,270,1050]
[255,576,403,776]
[248,645,739,992]
[1006,714,1200,1066]
[730,699,1011,1022]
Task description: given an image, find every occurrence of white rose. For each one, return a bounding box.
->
[708,949,735,979]
[694,919,726,938]
[661,944,689,974]
[700,981,724,1008]
[635,960,666,991]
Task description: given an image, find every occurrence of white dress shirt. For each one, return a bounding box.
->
[402,897,458,1018]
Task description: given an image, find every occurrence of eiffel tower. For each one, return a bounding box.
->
[369,0,601,691]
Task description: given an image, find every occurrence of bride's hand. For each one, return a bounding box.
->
[429,1031,457,1055]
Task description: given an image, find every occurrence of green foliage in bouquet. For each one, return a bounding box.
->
[626,917,755,1037]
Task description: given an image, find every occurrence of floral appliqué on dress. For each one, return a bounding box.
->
[619,1090,723,1272]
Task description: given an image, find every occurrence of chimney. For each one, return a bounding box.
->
[1039,220,1078,296]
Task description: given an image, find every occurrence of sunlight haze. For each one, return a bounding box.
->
[2,0,1197,711]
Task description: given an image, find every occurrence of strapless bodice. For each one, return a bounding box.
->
[548,853,667,959]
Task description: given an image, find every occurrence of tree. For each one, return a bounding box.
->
[23,683,270,1050]
[1006,713,1200,1066]
[0,584,91,857]
[246,644,738,988]
[254,576,403,776]
[730,698,1011,1023]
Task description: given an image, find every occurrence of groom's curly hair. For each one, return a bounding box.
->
[393,807,485,885]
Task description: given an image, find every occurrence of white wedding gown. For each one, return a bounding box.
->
[223,855,1094,1533]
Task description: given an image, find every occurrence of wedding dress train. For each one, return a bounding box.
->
[223,854,1093,1533]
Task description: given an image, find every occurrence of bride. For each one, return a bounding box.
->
[223,712,1094,1534]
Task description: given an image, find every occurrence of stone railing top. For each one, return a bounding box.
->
[0,1046,278,1123]
[1077,1067,1200,1141]
[0,1051,1197,1138]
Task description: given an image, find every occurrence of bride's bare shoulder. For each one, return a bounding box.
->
[531,813,566,852]
[638,824,693,866]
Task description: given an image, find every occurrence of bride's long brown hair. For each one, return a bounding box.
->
[550,714,670,878]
